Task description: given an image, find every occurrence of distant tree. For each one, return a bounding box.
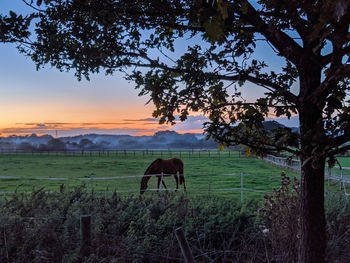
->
[79,138,94,150]
[17,142,35,152]
[47,138,66,151]
[154,130,179,137]
[1,1,350,261]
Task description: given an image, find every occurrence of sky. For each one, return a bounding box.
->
[0,1,299,138]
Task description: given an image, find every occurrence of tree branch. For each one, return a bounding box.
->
[238,1,304,67]
[308,64,350,101]
[221,136,299,156]
[128,55,298,104]
[208,102,295,110]
[321,45,350,66]
[328,143,350,157]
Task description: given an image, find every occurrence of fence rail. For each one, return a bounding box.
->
[263,154,350,196]
[0,172,268,201]
[0,149,246,158]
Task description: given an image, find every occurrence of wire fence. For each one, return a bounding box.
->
[0,149,246,158]
[0,172,273,200]
[2,152,349,198]
[263,154,350,196]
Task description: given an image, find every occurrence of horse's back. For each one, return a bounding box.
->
[165,158,183,174]
[145,158,184,175]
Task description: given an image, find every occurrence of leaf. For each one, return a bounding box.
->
[240,2,249,15]
[327,157,337,168]
[217,0,228,20]
[219,143,224,151]
[203,17,226,44]
[244,146,252,157]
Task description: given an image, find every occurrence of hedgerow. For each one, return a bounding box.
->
[1,181,349,263]
[0,186,265,263]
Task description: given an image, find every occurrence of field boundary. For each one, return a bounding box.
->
[0,149,245,158]
[264,154,350,196]
[0,172,268,200]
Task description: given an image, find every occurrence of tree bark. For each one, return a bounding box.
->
[299,155,326,263]
[298,63,327,263]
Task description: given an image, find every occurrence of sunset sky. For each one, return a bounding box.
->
[0,1,299,137]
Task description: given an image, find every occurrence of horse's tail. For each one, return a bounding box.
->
[178,160,185,185]
[179,172,185,185]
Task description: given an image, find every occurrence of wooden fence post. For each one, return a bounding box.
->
[175,227,195,263]
[80,214,91,258]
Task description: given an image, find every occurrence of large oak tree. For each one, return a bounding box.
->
[1,0,350,262]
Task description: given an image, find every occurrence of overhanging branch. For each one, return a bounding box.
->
[238,1,304,67]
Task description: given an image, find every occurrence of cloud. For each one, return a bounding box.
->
[123,118,159,122]
[171,115,208,133]
[1,115,208,137]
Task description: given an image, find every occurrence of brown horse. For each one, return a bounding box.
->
[140,158,186,194]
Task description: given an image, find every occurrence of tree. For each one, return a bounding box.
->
[1,0,349,261]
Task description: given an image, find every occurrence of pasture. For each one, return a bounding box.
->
[0,150,299,199]
[0,150,348,199]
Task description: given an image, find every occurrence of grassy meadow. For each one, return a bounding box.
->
[0,150,300,199]
[0,150,348,199]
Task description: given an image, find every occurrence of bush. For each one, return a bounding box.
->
[3,181,348,262]
[260,173,350,263]
[0,186,266,263]
[325,190,350,262]
[260,173,300,263]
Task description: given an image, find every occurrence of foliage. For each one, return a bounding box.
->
[1,1,350,261]
[260,173,301,262]
[261,174,350,263]
[0,186,267,263]
[325,191,350,262]
[1,0,349,157]
[1,183,350,262]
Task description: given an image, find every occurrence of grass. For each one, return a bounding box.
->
[3,150,349,199]
[0,151,300,199]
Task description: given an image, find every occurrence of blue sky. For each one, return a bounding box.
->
[0,0,299,137]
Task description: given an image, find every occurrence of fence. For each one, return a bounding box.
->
[263,154,350,196]
[0,149,245,158]
[0,172,271,201]
[263,155,301,172]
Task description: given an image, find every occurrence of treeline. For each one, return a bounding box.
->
[0,131,229,152]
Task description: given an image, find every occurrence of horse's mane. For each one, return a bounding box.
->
[144,158,162,175]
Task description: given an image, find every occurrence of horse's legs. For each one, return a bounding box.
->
[157,176,161,191]
[181,174,186,192]
[157,175,168,192]
[162,180,167,190]
[174,175,179,191]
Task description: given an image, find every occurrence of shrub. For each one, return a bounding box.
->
[260,173,300,263]
[325,190,350,262]
[0,186,266,263]
[260,173,350,263]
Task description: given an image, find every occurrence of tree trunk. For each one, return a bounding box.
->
[299,155,326,263]
[298,62,327,262]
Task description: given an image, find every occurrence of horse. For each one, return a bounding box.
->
[140,158,186,194]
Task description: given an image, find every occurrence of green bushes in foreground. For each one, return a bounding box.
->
[0,183,349,262]
[260,174,350,263]
[0,187,265,263]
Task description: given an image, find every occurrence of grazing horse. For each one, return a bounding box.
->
[140,158,186,194]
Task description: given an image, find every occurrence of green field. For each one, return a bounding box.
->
[0,150,298,199]
[1,150,348,199]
